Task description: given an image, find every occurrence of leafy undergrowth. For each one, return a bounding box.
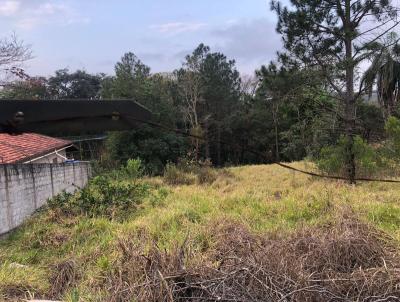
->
[1,163,400,301]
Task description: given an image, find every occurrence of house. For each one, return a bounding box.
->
[0,133,74,164]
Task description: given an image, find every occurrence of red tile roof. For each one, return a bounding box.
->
[0,133,72,164]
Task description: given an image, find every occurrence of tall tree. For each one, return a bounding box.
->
[200,50,241,165]
[103,53,187,173]
[175,44,241,165]
[256,59,336,161]
[111,52,150,99]
[176,44,209,160]
[272,0,399,182]
[48,69,102,99]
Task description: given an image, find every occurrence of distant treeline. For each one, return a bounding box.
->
[0,44,388,174]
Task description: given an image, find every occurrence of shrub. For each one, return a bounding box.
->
[48,175,150,219]
[163,163,195,186]
[316,135,378,177]
[48,191,74,209]
[176,157,199,173]
[383,116,400,161]
[197,167,218,185]
[317,118,400,178]
[164,159,222,186]
[74,176,150,218]
[149,187,170,207]
[125,158,144,179]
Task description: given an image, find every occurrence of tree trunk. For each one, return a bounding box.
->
[216,123,221,166]
[272,103,280,162]
[204,120,210,160]
[344,0,356,184]
[195,138,199,161]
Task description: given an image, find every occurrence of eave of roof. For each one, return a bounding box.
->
[21,144,74,164]
[0,133,73,164]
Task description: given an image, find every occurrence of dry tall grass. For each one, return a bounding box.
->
[99,214,400,301]
[2,163,400,301]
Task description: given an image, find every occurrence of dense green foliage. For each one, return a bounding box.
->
[49,159,150,219]
[316,116,400,178]
[1,42,398,177]
[317,136,377,177]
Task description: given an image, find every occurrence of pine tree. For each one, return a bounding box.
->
[272,0,399,183]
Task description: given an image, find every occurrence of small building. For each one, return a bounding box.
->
[0,133,74,164]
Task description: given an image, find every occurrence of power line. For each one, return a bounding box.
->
[124,115,400,184]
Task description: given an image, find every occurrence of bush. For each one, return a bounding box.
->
[125,158,144,179]
[316,118,400,178]
[75,176,150,218]
[48,191,74,209]
[48,175,150,219]
[316,135,378,177]
[384,116,400,160]
[163,159,223,186]
[163,163,195,186]
[197,167,218,185]
[47,159,169,219]
[176,157,200,174]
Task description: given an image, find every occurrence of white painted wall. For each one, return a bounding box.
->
[0,163,91,235]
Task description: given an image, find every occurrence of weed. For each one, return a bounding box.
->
[1,163,400,301]
[100,216,400,302]
[125,158,144,179]
[51,176,150,219]
[49,259,78,299]
[163,163,195,185]
[149,187,169,207]
[196,167,218,185]
[48,191,73,209]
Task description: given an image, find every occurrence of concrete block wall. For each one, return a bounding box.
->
[0,162,91,235]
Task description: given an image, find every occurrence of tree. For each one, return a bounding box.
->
[257,63,283,161]
[272,0,399,183]
[0,34,32,85]
[111,52,150,99]
[256,59,336,161]
[200,49,241,165]
[240,74,259,103]
[103,53,188,174]
[363,33,400,118]
[175,44,242,165]
[0,77,48,99]
[176,44,209,160]
[47,69,102,99]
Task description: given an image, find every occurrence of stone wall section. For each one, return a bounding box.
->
[0,163,91,235]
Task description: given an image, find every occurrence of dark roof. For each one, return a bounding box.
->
[0,100,152,135]
[0,133,72,164]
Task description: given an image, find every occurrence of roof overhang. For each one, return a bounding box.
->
[22,144,74,164]
[0,100,152,135]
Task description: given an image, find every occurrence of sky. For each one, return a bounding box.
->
[0,0,282,77]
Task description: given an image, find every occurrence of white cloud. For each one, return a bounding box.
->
[150,22,207,34]
[17,17,39,30]
[0,0,90,30]
[36,2,69,15]
[212,18,281,62]
[0,0,20,16]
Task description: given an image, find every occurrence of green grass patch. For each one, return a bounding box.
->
[1,163,400,301]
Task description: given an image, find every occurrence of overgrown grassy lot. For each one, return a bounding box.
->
[2,163,400,301]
